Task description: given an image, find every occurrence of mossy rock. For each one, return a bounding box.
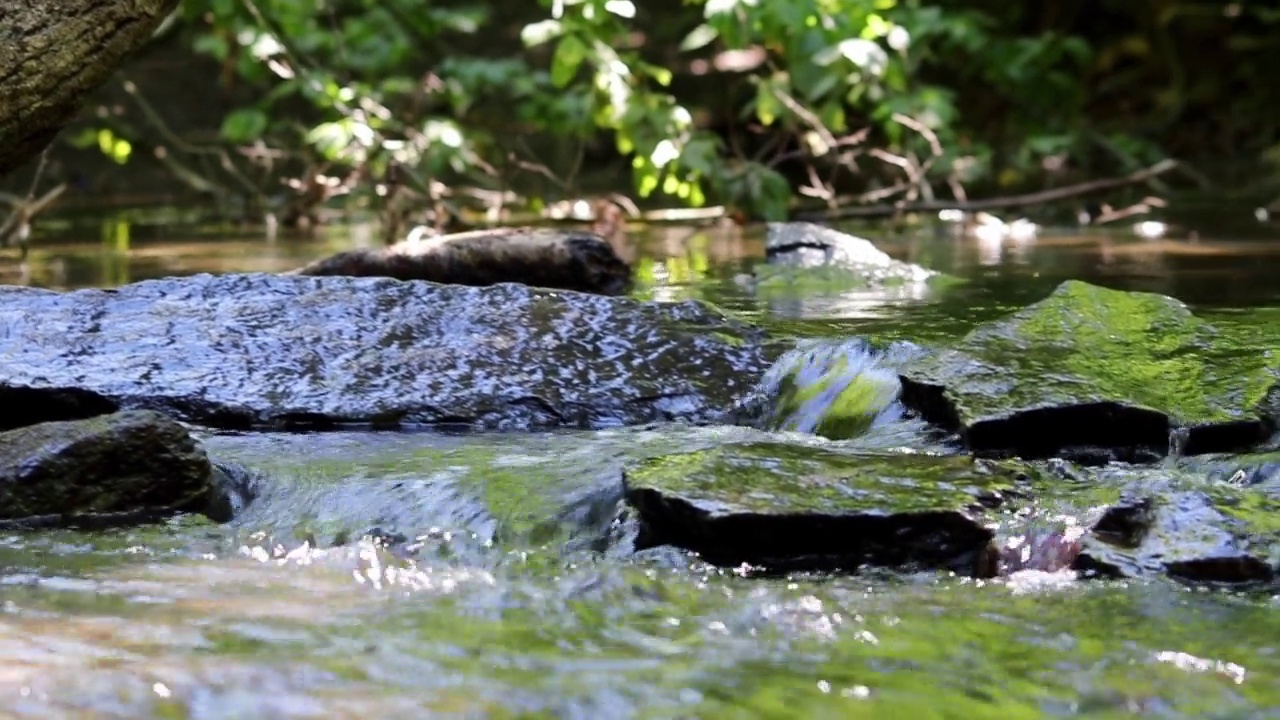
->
[623,442,1030,574]
[900,280,1280,461]
[0,410,217,527]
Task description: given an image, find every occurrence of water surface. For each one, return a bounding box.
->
[1,211,1279,717]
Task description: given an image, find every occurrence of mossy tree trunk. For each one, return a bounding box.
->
[0,0,179,176]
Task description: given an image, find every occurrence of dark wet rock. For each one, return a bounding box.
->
[0,273,769,431]
[0,386,119,433]
[0,410,219,528]
[1074,488,1276,585]
[207,461,267,520]
[996,530,1084,574]
[1193,450,1280,489]
[622,442,1027,575]
[899,280,1280,462]
[291,227,632,296]
[754,222,947,290]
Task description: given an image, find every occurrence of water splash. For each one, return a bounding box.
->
[1167,426,1191,461]
[749,338,926,440]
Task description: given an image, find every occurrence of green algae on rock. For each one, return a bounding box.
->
[0,410,219,528]
[622,442,1029,574]
[899,280,1280,461]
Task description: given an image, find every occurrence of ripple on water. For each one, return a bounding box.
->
[0,405,1276,716]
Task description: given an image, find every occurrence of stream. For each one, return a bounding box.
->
[3,215,1280,718]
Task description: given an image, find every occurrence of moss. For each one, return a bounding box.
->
[624,443,1017,516]
[902,280,1280,457]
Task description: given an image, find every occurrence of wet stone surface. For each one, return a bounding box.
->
[622,442,1026,574]
[0,273,771,431]
[1075,485,1277,585]
[899,280,1280,462]
[292,227,633,296]
[0,409,218,527]
[754,222,949,291]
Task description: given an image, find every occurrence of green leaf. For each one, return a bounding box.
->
[680,24,720,52]
[604,0,636,18]
[521,19,563,47]
[219,108,269,143]
[192,34,229,60]
[551,35,588,88]
[65,127,100,150]
[306,121,353,160]
[754,79,781,126]
[705,0,755,18]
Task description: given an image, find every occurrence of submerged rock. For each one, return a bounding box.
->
[1074,488,1276,585]
[622,442,1025,574]
[291,227,632,296]
[899,280,1280,462]
[0,410,219,528]
[0,274,768,430]
[753,222,948,290]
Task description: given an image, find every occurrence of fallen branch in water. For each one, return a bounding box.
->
[1090,196,1168,225]
[796,158,1183,221]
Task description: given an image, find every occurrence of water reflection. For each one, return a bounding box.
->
[7,210,1280,310]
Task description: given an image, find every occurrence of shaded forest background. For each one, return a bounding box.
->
[6,0,1279,228]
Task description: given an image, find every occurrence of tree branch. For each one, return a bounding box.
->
[799,158,1183,220]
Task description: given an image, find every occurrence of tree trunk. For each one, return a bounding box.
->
[0,0,179,177]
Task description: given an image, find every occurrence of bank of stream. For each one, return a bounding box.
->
[2,216,1280,717]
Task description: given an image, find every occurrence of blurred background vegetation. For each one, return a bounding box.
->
[9,0,1280,227]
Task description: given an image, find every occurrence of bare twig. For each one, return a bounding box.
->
[120,79,260,197]
[891,113,943,158]
[767,130,868,166]
[798,163,835,203]
[1091,196,1168,224]
[800,158,1183,220]
[868,147,927,202]
[0,148,66,260]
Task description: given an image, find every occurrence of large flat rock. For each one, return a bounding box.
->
[622,442,1024,574]
[899,280,1280,461]
[0,273,771,430]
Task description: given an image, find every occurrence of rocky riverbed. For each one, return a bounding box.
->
[1,221,1279,716]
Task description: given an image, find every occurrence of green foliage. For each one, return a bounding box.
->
[167,0,1215,220]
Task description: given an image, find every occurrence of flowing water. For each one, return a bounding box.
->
[3,212,1280,718]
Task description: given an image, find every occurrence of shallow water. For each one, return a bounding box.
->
[2,213,1280,717]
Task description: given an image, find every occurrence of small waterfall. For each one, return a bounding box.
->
[749,338,925,439]
[1167,426,1191,461]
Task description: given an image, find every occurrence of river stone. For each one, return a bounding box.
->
[899,280,1280,462]
[1074,487,1276,585]
[754,222,944,290]
[0,410,217,528]
[622,442,1023,574]
[0,273,769,430]
[291,227,632,296]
